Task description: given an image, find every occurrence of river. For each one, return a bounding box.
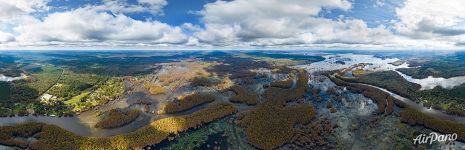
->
[395,70,465,90]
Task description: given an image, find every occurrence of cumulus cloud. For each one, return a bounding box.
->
[193,0,400,48]
[1,0,465,49]
[0,31,15,43]
[395,0,465,38]
[98,0,168,15]
[0,0,189,48]
[0,0,49,21]
[13,6,188,44]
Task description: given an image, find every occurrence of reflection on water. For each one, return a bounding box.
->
[395,70,465,90]
[296,54,409,73]
[0,114,152,137]
[0,74,26,82]
[296,53,465,90]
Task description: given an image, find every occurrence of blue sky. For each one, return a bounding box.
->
[1,0,465,50]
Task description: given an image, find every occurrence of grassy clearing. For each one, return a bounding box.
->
[65,92,90,105]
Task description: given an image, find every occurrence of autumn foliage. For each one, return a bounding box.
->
[237,69,316,150]
[400,107,465,141]
[145,84,166,95]
[95,109,141,129]
[161,93,216,114]
[229,85,259,105]
[269,78,293,89]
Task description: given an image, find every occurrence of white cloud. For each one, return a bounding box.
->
[0,0,186,48]
[1,0,465,49]
[395,0,465,38]
[373,0,385,8]
[13,6,188,45]
[193,0,401,48]
[0,31,15,43]
[0,0,49,22]
[99,0,168,15]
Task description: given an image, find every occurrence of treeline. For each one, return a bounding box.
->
[0,123,43,149]
[161,93,216,114]
[95,109,140,129]
[342,71,420,100]
[229,85,259,105]
[0,102,237,150]
[396,57,465,79]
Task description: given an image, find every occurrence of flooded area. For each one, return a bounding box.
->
[395,70,465,90]
[296,55,465,149]
[0,74,27,82]
[296,54,410,74]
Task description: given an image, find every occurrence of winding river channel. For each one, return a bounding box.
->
[1,53,465,138]
[0,102,210,137]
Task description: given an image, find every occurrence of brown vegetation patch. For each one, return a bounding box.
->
[400,107,465,141]
[229,85,259,105]
[386,96,395,114]
[292,118,336,148]
[206,57,271,79]
[161,93,216,114]
[269,78,293,89]
[157,62,211,89]
[144,84,166,95]
[236,69,316,149]
[95,109,141,129]
[189,76,221,87]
